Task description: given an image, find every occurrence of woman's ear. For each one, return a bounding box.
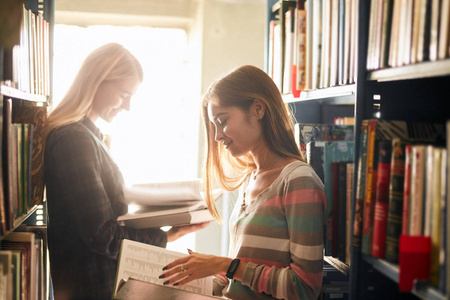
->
[253,99,265,120]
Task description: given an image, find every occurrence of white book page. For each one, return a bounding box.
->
[122,179,203,206]
[114,239,213,296]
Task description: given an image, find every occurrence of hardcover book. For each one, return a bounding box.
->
[385,138,407,263]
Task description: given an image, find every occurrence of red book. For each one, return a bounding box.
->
[401,145,413,235]
[372,141,393,258]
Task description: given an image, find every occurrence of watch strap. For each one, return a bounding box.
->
[225,258,241,280]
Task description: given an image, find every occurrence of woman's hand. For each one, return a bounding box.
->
[159,251,232,286]
[166,222,210,243]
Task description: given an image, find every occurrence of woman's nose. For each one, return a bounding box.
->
[215,127,223,142]
[121,99,131,111]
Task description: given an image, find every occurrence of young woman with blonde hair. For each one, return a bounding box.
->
[160,65,326,299]
[44,43,207,299]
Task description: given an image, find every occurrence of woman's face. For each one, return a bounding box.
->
[90,77,140,123]
[207,101,263,157]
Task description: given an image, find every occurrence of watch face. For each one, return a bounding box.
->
[226,258,240,279]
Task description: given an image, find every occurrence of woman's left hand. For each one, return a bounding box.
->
[159,251,232,286]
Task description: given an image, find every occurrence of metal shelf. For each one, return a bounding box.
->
[368,59,450,82]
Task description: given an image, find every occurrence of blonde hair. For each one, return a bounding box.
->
[46,43,143,135]
[201,65,305,221]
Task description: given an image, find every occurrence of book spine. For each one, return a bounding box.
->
[362,119,378,254]
[401,144,413,235]
[352,120,369,250]
[337,161,347,261]
[409,145,426,236]
[372,140,393,258]
[385,139,407,263]
[331,161,340,257]
[346,162,354,265]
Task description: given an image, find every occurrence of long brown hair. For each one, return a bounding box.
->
[201,65,304,221]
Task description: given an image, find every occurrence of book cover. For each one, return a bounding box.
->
[311,0,323,90]
[379,0,393,68]
[345,162,354,265]
[329,0,339,86]
[430,147,444,287]
[385,138,407,263]
[388,0,402,67]
[320,0,331,88]
[372,140,393,258]
[409,145,426,236]
[295,0,307,91]
[352,120,369,251]
[324,141,355,256]
[114,239,213,297]
[428,0,440,61]
[401,144,413,236]
[282,7,295,94]
[438,0,450,59]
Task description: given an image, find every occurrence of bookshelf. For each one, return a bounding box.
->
[0,0,54,298]
[267,0,450,299]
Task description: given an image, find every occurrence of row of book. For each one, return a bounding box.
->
[367,0,450,70]
[6,4,50,96]
[268,0,359,96]
[0,98,47,237]
[1,120,34,236]
[0,229,49,300]
[294,122,355,262]
[352,119,447,293]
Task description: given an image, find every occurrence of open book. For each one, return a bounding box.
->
[117,179,222,228]
[114,239,213,297]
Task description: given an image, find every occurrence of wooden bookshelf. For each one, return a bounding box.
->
[0,0,53,298]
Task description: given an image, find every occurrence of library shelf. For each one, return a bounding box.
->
[283,84,356,104]
[368,59,450,82]
[0,85,48,103]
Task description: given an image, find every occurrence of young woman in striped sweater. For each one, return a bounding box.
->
[160,65,327,299]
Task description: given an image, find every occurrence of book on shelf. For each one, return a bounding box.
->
[352,120,369,251]
[283,6,295,94]
[294,0,307,92]
[360,119,445,255]
[117,180,222,229]
[294,122,355,155]
[345,162,354,265]
[401,144,413,236]
[323,141,354,256]
[114,239,213,297]
[409,145,426,236]
[320,0,331,89]
[1,231,46,300]
[372,140,393,258]
[385,138,407,263]
[438,0,450,59]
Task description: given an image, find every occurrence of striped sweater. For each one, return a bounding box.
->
[223,161,326,300]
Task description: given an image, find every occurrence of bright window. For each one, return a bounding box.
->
[53,24,200,252]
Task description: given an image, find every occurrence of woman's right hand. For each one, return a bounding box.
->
[166,222,210,242]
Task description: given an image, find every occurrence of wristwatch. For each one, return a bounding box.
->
[225,258,241,280]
